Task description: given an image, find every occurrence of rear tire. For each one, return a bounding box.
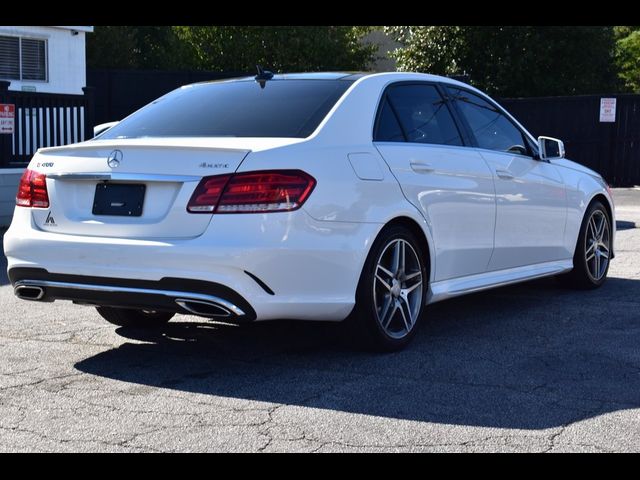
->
[96,307,174,327]
[558,200,612,290]
[347,224,428,352]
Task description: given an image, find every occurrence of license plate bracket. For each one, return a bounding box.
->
[92,183,146,217]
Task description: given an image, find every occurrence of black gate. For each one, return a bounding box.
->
[500,94,640,187]
[0,81,95,168]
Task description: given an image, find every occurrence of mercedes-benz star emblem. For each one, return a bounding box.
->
[107,150,123,168]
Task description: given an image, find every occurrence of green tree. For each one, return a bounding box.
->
[87,26,193,69]
[385,26,619,97]
[615,26,640,92]
[86,26,137,69]
[87,26,375,72]
[174,26,374,72]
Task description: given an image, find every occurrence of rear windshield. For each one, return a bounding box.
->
[100,79,353,139]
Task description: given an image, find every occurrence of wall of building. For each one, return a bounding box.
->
[363,30,402,73]
[0,26,88,95]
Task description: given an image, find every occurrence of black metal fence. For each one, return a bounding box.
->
[0,81,95,168]
[500,94,640,187]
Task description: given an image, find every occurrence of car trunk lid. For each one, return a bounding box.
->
[31,137,300,238]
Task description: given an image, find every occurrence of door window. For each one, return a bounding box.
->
[450,88,529,156]
[375,84,463,146]
[375,98,405,142]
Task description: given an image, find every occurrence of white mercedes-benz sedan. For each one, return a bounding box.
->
[3,72,615,351]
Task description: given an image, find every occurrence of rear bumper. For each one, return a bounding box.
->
[10,267,256,321]
[4,207,381,321]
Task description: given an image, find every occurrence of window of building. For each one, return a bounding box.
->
[0,35,47,82]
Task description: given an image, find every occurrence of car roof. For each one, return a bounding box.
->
[189,71,469,87]
[215,72,368,82]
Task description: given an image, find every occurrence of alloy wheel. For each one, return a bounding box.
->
[585,209,610,282]
[373,238,424,339]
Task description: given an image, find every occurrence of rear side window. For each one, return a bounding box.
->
[449,88,529,155]
[375,98,405,142]
[100,79,353,139]
[376,84,463,146]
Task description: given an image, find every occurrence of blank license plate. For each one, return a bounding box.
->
[92,183,146,217]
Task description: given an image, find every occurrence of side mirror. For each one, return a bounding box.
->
[538,136,565,160]
[93,121,119,138]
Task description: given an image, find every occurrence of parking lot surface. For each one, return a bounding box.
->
[0,189,639,452]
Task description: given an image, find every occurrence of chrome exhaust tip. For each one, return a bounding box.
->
[175,298,233,318]
[14,285,45,301]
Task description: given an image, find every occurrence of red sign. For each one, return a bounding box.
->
[0,103,15,134]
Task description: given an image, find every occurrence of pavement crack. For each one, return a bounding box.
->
[0,372,84,392]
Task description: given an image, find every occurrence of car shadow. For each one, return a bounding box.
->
[75,275,640,430]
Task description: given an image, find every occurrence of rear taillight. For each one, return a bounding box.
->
[187,174,232,213]
[16,169,49,208]
[187,170,316,214]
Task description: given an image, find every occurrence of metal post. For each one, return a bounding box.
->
[82,86,95,141]
[0,81,12,168]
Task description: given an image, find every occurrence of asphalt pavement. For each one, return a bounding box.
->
[0,189,639,452]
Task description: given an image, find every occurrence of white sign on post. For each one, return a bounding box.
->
[0,103,15,134]
[599,98,616,123]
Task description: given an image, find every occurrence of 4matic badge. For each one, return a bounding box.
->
[44,211,57,227]
[199,162,229,169]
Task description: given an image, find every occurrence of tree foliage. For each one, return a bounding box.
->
[87,26,638,96]
[87,26,375,72]
[385,26,619,97]
[174,26,375,72]
[615,26,640,92]
[86,26,193,69]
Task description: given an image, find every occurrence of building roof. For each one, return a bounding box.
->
[52,26,94,33]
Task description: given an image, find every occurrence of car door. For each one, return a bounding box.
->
[446,86,568,271]
[374,83,496,282]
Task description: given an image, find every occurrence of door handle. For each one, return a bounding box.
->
[495,169,514,180]
[410,162,435,173]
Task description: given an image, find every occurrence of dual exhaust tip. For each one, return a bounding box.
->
[175,299,233,318]
[15,285,236,319]
[14,285,45,301]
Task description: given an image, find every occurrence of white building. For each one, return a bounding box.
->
[0,26,93,95]
[362,29,402,73]
[0,26,92,226]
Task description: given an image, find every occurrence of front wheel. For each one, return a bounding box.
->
[348,225,427,352]
[560,200,612,289]
[96,307,174,327]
